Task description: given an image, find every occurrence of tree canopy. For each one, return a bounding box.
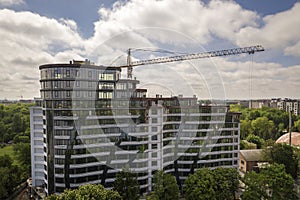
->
[46,184,121,200]
[0,155,23,199]
[150,170,180,200]
[113,169,140,200]
[242,163,297,200]
[263,143,299,179]
[0,103,33,143]
[184,167,239,200]
[230,105,299,141]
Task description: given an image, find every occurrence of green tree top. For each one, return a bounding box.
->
[242,163,297,200]
[113,169,140,200]
[151,170,180,200]
[184,167,239,200]
[46,184,121,200]
[263,143,299,179]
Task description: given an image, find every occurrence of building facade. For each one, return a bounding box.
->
[30,106,44,187]
[31,60,240,195]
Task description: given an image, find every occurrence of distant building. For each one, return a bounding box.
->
[233,98,300,116]
[277,99,300,115]
[239,149,264,174]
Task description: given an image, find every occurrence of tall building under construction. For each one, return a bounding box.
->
[30,60,240,195]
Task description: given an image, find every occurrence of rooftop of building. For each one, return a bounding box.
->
[276,132,300,146]
[39,59,121,71]
[240,149,264,162]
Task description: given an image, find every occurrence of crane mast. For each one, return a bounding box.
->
[119,45,264,79]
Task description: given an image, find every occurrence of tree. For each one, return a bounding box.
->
[251,117,275,139]
[113,169,140,200]
[240,119,252,139]
[0,155,23,199]
[242,164,297,200]
[46,184,121,200]
[14,142,31,163]
[213,168,239,200]
[294,119,300,132]
[151,170,180,200]
[184,168,216,200]
[246,134,264,149]
[184,167,239,200]
[263,143,298,178]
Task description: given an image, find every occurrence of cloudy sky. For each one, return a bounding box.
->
[0,0,299,100]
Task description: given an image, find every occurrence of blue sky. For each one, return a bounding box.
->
[0,0,299,99]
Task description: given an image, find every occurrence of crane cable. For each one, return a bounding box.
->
[249,54,254,108]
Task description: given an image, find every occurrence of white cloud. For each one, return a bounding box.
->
[236,3,300,56]
[0,0,299,99]
[0,0,24,6]
[214,58,300,99]
[0,9,85,99]
[93,0,257,45]
[284,41,300,57]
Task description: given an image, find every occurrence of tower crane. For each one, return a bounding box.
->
[118,45,264,79]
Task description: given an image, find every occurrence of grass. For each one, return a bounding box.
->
[0,145,20,165]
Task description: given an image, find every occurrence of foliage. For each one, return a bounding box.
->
[246,134,264,149]
[13,142,31,177]
[184,167,239,200]
[251,117,275,140]
[240,119,252,139]
[151,170,180,200]
[46,184,121,200]
[242,164,297,200]
[294,119,300,132]
[0,103,33,143]
[0,154,23,199]
[263,143,299,179]
[240,140,257,150]
[184,168,215,200]
[212,167,239,200]
[230,105,294,141]
[113,169,140,200]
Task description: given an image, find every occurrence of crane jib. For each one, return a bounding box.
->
[120,45,264,68]
[118,45,264,78]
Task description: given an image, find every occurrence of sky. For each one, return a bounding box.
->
[0,0,300,100]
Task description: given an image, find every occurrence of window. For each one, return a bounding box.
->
[76,81,80,87]
[54,81,59,88]
[116,83,126,90]
[152,118,158,123]
[152,127,157,132]
[66,70,70,77]
[88,71,92,77]
[54,69,61,79]
[99,92,113,99]
[99,82,114,90]
[66,81,70,88]
[88,82,92,88]
[99,73,114,80]
[54,91,58,98]
[66,91,70,97]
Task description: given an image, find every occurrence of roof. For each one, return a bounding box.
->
[276,132,300,146]
[240,149,263,162]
